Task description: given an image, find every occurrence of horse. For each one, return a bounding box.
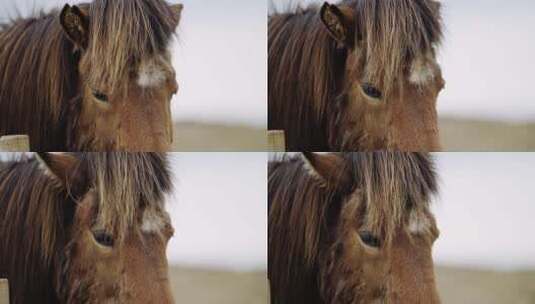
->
[268,152,441,303]
[0,153,175,304]
[269,0,445,151]
[0,0,183,151]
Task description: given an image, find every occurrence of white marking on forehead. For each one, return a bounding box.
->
[141,209,166,233]
[408,210,431,235]
[409,57,435,85]
[137,58,167,88]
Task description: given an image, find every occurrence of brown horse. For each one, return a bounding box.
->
[0,153,175,304]
[0,0,182,151]
[269,0,445,151]
[269,152,441,303]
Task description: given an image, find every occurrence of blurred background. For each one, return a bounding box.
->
[166,153,268,304]
[0,0,267,151]
[433,153,535,304]
[169,0,267,151]
[270,0,535,151]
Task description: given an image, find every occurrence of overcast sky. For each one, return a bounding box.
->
[166,153,267,271]
[433,153,535,271]
[170,0,266,127]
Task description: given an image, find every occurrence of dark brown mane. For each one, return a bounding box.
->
[268,152,438,302]
[0,153,171,304]
[269,5,339,150]
[268,0,443,150]
[0,0,179,151]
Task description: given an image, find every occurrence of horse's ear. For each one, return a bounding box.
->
[60,4,89,49]
[302,153,352,191]
[170,4,183,30]
[36,153,79,188]
[319,2,355,48]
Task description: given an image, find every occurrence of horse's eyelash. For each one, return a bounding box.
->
[92,90,108,102]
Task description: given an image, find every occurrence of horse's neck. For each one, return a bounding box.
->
[271,274,323,304]
[269,110,330,151]
[287,127,330,151]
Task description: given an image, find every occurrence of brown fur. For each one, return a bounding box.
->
[269,152,441,303]
[268,0,445,151]
[0,0,181,151]
[0,153,174,304]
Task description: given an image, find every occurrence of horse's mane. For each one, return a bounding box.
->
[268,0,442,150]
[269,4,339,149]
[0,0,179,150]
[0,155,66,303]
[0,11,76,150]
[0,153,172,303]
[268,152,438,301]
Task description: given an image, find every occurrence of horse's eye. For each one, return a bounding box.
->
[92,90,109,103]
[359,231,381,248]
[93,230,114,247]
[361,83,382,99]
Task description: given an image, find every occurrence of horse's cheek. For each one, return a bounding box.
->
[75,231,122,287]
[345,231,388,296]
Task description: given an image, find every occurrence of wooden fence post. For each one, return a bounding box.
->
[0,135,30,152]
[268,131,286,152]
[0,279,9,304]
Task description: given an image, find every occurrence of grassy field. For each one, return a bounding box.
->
[439,117,535,151]
[169,266,535,304]
[172,118,535,152]
[169,267,268,304]
[436,267,535,304]
[172,122,266,151]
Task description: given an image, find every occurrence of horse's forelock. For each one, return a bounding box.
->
[79,153,172,240]
[354,0,443,94]
[83,0,179,94]
[342,152,438,244]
